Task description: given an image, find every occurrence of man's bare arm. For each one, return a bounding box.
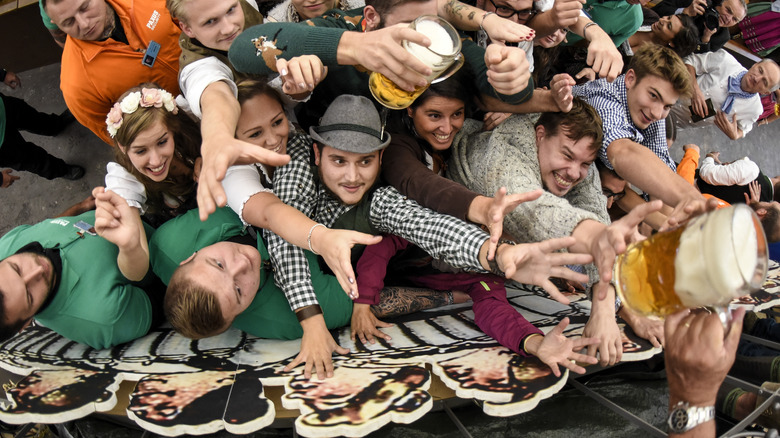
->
[608,139,708,222]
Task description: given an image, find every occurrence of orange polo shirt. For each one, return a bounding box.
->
[60,0,181,144]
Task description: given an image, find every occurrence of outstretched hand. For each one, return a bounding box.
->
[484,188,543,260]
[197,137,290,221]
[591,200,663,298]
[350,303,392,345]
[285,314,349,380]
[313,228,383,299]
[745,180,761,205]
[533,318,600,377]
[584,286,623,366]
[498,236,593,305]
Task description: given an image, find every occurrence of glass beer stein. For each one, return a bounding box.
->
[614,204,768,318]
[369,15,465,110]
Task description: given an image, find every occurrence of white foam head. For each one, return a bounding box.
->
[675,204,765,307]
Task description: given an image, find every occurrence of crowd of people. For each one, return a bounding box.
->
[2,0,780,434]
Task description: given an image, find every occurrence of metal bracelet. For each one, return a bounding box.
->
[307,223,326,255]
[480,11,496,34]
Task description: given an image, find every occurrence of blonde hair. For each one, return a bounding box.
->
[164,262,230,339]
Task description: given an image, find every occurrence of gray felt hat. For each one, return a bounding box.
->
[309,95,391,153]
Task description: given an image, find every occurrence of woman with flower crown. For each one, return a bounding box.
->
[104,83,202,227]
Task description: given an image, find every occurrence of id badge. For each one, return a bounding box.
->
[74,220,96,236]
[142,41,161,68]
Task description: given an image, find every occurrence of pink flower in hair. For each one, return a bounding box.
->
[106,103,124,138]
[140,88,164,108]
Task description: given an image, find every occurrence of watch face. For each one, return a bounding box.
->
[669,408,690,432]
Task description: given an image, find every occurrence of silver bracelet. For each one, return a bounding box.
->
[583,21,599,40]
[480,11,496,34]
[307,223,326,255]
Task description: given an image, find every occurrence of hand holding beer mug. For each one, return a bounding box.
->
[614,204,768,319]
[369,15,465,110]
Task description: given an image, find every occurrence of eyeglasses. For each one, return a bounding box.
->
[487,0,537,21]
[602,188,626,203]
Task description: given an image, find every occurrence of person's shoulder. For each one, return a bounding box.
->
[266,0,290,22]
[287,130,314,160]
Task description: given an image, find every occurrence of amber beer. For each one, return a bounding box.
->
[369,15,463,110]
[614,204,768,317]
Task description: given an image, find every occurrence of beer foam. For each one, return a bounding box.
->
[674,205,759,307]
[407,19,456,70]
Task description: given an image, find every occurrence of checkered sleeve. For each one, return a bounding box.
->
[574,90,636,171]
[263,136,319,311]
[643,121,676,171]
[368,186,489,272]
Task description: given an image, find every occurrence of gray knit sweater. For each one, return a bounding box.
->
[448,114,610,283]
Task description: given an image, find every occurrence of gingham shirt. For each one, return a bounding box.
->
[573,76,676,172]
[265,135,490,311]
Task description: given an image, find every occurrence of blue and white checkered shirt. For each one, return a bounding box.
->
[573,75,676,172]
[265,135,490,311]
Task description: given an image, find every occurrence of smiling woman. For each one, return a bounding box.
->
[105,83,202,227]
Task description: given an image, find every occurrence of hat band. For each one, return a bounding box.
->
[316,123,385,140]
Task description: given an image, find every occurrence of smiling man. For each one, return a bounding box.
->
[261,94,592,379]
[572,44,710,223]
[42,0,181,144]
[0,191,163,349]
[448,98,668,363]
[679,50,780,139]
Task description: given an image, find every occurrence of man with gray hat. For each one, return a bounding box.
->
[265,94,593,380]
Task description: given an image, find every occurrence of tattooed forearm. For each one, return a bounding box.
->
[444,0,477,22]
[371,287,453,318]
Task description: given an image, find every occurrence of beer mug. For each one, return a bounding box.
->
[614,204,768,318]
[369,15,465,110]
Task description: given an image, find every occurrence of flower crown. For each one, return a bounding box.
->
[106,88,178,138]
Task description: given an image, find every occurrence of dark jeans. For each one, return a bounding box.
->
[0,94,69,179]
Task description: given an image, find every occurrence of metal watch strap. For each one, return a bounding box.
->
[667,402,715,433]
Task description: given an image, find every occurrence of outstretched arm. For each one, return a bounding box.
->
[197,82,290,221]
[524,318,600,377]
[93,187,149,281]
[439,0,535,43]
[243,191,381,298]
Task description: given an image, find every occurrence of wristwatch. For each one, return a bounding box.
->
[667,401,715,434]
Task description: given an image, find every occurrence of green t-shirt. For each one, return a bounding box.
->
[0,211,155,349]
[150,207,352,339]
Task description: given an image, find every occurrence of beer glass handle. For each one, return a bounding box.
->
[709,306,732,333]
[430,54,465,85]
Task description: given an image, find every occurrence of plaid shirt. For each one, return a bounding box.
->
[265,135,490,311]
[573,75,676,172]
